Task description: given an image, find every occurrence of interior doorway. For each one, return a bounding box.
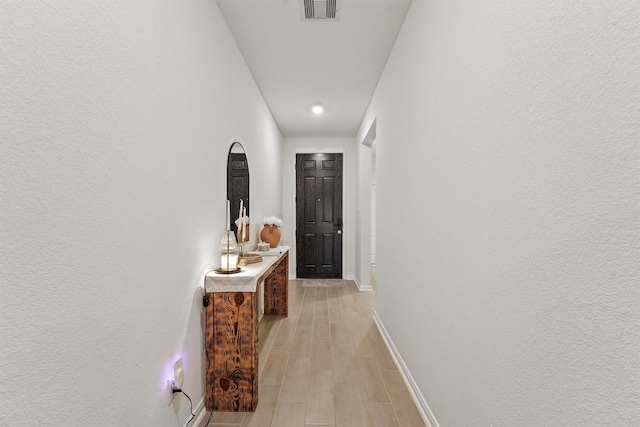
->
[360,118,377,290]
[295,152,344,278]
[370,144,377,266]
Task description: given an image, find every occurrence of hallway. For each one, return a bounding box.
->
[3,1,637,425]
[199,278,426,427]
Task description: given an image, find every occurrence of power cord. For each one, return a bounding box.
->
[172,388,196,426]
[201,409,213,427]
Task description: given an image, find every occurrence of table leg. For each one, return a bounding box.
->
[205,291,258,412]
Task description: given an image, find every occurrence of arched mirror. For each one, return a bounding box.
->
[227,142,249,238]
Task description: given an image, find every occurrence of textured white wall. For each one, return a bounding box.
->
[281,138,357,281]
[359,0,640,425]
[0,2,281,426]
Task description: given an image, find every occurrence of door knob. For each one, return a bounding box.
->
[337,230,342,235]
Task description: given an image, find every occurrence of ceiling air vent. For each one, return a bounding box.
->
[302,0,339,20]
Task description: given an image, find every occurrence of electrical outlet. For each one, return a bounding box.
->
[173,358,184,389]
[170,377,179,390]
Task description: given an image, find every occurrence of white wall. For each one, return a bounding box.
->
[356,137,373,289]
[0,2,281,426]
[281,138,357,281]
[358,1,640,425]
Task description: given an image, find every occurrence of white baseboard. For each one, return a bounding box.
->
[349,274,373,291]
[373,311,440,427]
[186,397,207,427]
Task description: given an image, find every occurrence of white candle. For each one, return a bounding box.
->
[241,206,246,241]
[226,200,230,231]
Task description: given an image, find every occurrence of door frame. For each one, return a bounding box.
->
[292,147,347,279]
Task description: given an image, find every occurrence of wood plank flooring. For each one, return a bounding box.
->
[199,279,426,427]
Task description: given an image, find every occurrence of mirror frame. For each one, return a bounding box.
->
[227,142,249,236]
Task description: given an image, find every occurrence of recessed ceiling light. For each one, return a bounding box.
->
[312,104,324,114]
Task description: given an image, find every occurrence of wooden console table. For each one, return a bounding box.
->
[203,247,289,412]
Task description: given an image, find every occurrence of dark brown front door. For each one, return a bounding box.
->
[295,153,343,278]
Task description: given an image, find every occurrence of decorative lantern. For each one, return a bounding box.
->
[219,230,238,271]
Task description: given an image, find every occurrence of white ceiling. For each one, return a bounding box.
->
[216,0,412,138]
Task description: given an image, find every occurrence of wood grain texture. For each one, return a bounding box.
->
[205,291,258,412]
[263,252,288,316]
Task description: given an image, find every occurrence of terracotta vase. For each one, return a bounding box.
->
[260,225,281,248]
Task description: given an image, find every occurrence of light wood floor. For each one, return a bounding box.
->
[199,278,426,427]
